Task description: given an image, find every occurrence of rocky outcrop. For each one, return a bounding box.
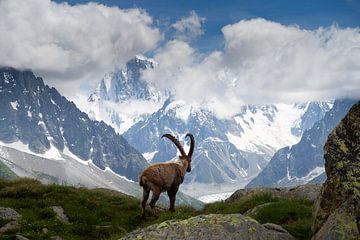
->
[312,101,360,239]
[0,207,22,233]
[226,184,322,203]
[121,214,295,240]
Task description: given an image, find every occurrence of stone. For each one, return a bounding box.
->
[0,220,20,233]
[0,207,22,221]
[51,206,69,224]
[312,101,360,239]
[262,223,289,233]
[50,236,64,240]
[226,184,322,203]
[16,235,30,240]
[121,214,295,240]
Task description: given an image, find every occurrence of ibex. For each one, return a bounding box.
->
[139,133,195,219]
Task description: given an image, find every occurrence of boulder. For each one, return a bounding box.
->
[312,101,360,239]
[226,184,321,203]
[0,207,22,221]
[0,221,20,233]
[51,206,69,224]
[121,214,295,240]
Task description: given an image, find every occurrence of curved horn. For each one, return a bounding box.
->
[185,133,195,158]
[162,134,186,156]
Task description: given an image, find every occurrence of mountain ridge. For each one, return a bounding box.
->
[246,98,357,188]
[0,66,148,181]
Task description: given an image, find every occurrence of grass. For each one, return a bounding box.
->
[204,193,313,239]
[0,178,314,239]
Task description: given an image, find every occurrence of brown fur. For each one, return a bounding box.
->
[139,133,194,219]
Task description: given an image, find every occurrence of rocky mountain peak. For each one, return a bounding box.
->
[88,56,161,103]
[0,67,148,181]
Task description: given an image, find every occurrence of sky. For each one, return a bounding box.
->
[54,0,360,52]
[1,0,360,117]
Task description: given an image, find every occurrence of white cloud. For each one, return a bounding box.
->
[172,10,205,41]
[0,0,162,95]
[143,18,360,118]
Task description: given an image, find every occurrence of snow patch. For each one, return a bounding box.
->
[142,151,157,162]
[0,141,63,161]
[228,103,307,155]
[198,191,234,203]
[286,166,325,183]
[63,146,89,165]
[10,101,18,110]
[104,167,134,183]
[3,72,13,83]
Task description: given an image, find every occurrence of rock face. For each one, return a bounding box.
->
[122,214,295,240]
[312,101,360,239]
[0,67,148,181]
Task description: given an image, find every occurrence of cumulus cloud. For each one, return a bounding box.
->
[143,18,360,118]
[172,10,205,41]
[0,0,161,94]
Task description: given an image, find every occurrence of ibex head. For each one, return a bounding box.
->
[162,133,195,172]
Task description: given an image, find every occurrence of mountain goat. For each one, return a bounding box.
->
[139,133,195,219]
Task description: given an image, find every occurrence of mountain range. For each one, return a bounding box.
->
[83,56,333,197]
[1,57,355,200]
[246,98,357,188]
[0,67,147,181]
[0,66,203,208]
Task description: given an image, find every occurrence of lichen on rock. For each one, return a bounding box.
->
[312,100,360,239]
[121,214,295,240]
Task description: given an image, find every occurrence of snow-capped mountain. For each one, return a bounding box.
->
[0,144,204,209]
[246,99,357,188]
[0,66,204,208]
[89,56,160,103]
[0,67,148,181]
[85,56,165,134]
[84,56,332,197]
[123,98,331,197]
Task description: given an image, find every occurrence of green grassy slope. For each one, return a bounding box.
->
[0,178,313,240]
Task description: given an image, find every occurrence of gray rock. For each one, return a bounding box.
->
[226,184,322,203]
[16,235,30,240]
[0,207,22,221]
[312,101,360,239]
[312,202,359,240]
[50,236,64,240]
[51,206,69,224]
[121,214,295,240]
[262,223,289,233]
[0,220,20,233]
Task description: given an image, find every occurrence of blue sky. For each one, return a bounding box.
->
[55,0,360,53]
[1,0,359,106]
